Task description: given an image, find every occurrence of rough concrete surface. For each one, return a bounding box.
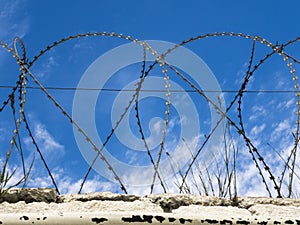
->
[0,188,56,203]
[0,188,300,224]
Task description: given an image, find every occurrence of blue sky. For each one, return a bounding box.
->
[0,0,300,196]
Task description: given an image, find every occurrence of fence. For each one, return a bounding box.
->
[0,32,300,198]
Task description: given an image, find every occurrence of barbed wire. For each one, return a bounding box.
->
[0,31,299,197]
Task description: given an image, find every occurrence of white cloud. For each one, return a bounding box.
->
[249,105,267,121]
[234,62,248,85]
[250,123,266,136]
[23,118,64,157]
[270,119,291,142]
[1,110,298,197]
[0,127,7,142]
[0,156,119,194]
[34,123,64,152]
[276,98,295,110]
[274,120,290,133]
[0,159,23,188]
[172,93,189,107]
[141,116,180,150]
[125,150,140,166]
[55,176,118,194]
[234,125,300,198]
[0,0,29,42]
[0,118,65,189]
[234,62,255,89]
[152,119,163,136]
[35,55,59,78]
[273,71,290,90]
[68,39,96,63]
[27,167,119,194]
[235,152,273,196]
[115,135,202,195]
[285,98,294,109]
[2,130,299,197]
[0,0,29,69]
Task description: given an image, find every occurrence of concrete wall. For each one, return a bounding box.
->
[0,189,299,224]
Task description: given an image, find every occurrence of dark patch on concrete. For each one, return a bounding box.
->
[20,215,29,220]
[168,217,176,222]
[122,215,154,223]
[36,217,47,221]
[258,221,268,225]
[149,196,190,212]
[220,219,233,224]
[37,216,47,220]
[143,215,154,223]
[296,220,300,225]
[236,220,250,225]
[274,221,281,224]
[204,219,219,224]
[179,218,192,224]
[122,215,140,223]
[91,217,108,224]
[155,216,165,223]
[285,220,294,224]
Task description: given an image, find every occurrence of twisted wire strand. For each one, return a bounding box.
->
[14,37,30,186]
[10,90,26,181]
[22,113,60,194]
[272,37,300,197]
[0,41,20,113]
[0,38,27,184]
[133,46,168,193]
[236,40,272,197]
[138,41,173,194]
